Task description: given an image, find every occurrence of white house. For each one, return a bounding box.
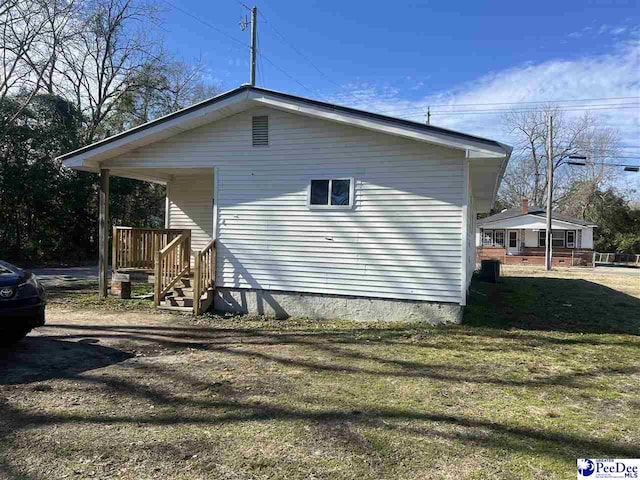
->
[59,85,512,322]
[477,198,597,267]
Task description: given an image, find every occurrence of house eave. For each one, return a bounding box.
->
[479,214,596,230]
[58,85,511,170]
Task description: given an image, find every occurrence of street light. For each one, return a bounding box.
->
[568,155,586,166]
[567,155,639,173]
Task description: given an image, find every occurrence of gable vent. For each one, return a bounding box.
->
[252,115,269,146]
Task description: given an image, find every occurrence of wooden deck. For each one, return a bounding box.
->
[111,227,215,313]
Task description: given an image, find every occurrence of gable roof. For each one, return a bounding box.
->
[58,84,511,168]
[478,207,597,228]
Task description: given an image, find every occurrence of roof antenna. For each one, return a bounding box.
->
[240,4,257,86]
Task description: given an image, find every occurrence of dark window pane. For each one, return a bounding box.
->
[331,179,350,205]
[552,230,565,247]
[310,180,329,205]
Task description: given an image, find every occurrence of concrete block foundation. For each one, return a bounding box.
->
[213,287,462,324]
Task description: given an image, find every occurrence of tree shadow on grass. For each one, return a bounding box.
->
[2,364,639,463]
[464,275,640,335]
[0,336,133,385]
[1,317,639,477]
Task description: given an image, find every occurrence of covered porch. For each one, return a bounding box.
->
[96,168,216,314]
[477,213,595,267]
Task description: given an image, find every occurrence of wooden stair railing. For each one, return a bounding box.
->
[193,239,216,315]
[113,227,185,270]
[154,230,191,306]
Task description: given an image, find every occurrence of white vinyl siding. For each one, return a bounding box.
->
[465,180,476,293]
[109,107,465,303]
[167,174,214,252]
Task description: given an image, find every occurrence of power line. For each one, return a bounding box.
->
[258,9,338,88]
[162,0,248,50]
[572,162,640,168]
[165,1,311,93]
[257,30,266,86]
[428,102,638,114]
[427,95,640,109]
[576,156,640,160]
[258,52,314,93]
[372,96,640,113]
[429,105,639,116]
[257,7,367,104]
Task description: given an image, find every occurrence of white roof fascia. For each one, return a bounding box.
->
[60,88,251,168]
[250,93,507,158]
[480,215,592,230]
[59,86,510,171]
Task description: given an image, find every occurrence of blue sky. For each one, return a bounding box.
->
[159,0,639,163]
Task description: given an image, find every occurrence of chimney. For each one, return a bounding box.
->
[522,198,529,214]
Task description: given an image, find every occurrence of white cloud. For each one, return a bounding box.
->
[326,39,640,149]
[611,26,628,36]
[598,24,611,35]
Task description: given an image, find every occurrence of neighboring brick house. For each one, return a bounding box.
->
[476,199,597,267]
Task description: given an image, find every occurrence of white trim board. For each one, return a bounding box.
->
[480,215,592,230]
[59,86,510,171]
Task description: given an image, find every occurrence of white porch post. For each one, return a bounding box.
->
[99,168,110,298]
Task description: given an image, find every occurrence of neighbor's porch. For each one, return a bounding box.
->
[477,224,594,267]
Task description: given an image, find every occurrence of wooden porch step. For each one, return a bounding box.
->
[157,304,193,313]
[163,296,194,308]
[172,286,194,296]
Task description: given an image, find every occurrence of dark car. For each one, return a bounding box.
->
[0,261,46,345]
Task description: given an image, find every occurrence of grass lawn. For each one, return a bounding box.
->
[0,267,638,479]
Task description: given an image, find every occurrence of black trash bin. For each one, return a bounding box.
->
[480,259,501,283]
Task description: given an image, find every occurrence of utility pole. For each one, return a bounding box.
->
[426,106,431,125]
[240,5,257,86]
[545,115,553,271]
[250,6,257,86]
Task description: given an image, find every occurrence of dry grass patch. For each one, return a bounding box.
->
[0,268,639,479]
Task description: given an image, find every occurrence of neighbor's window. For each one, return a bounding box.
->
[552,230,565,248]
[308,178,353,208]
[494,230,505,247]
[566,230,576,248]
[482,230,494,246]
[539,230,566,248]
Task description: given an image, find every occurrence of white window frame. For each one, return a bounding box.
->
[307,178,355,210]
[494,230,505,247]
[566,230,576,248]
[482,229,494,246]
[552,230,565,248]
[538,230,546,247]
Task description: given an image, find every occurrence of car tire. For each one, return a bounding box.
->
[0,328,31,346]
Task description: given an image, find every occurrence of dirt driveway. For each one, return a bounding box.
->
[0,310,177,385]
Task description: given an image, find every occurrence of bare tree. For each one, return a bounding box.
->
[160,58,219,113]
[2,0,219,140]
[55,0,162,142]
[0,0,79,128]
[499,106,619,216]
